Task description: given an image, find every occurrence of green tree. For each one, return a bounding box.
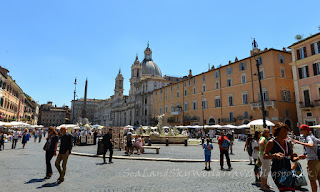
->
[295,34,303,40]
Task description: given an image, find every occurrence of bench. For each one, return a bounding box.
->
[141,146,160,154]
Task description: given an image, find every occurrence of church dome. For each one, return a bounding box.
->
[141,60,162,77]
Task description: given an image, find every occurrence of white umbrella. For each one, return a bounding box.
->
[310,125,320,129]
[247,119,275,126]
[237,124,250,129]
[206,125,222,129]
[222,124,237,129]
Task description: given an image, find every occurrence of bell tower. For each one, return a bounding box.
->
[115,69,124,99]
[130,54,142,95]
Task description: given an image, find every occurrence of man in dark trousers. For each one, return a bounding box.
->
[55,126,73,183]
[103,128,114,164]
[93,130,98,145]
[218,131,232,170]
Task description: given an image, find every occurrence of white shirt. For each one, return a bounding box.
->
[251,140,259,159]
[13,131,19,139]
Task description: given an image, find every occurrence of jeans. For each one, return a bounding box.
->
[46,151,54,176]
[103,145,113,163]
[12,139,18,149]
[55,153,69,181]
[220,150,231,168]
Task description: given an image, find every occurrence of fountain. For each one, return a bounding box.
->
[139,114,188,144]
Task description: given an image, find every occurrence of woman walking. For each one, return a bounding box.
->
[44,127,59,179]
[259,128,272,191]
[252,131,261,184]
[22,129,29,149]
[264,122,306,191]
[244,134,253,164]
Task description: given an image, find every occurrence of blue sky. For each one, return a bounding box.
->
[0,0,319,107]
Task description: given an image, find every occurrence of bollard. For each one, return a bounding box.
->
[148,138,152,146]
[184,139,188,146]
[166,138,169,146]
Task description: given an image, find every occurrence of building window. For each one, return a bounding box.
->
[311,41,320,55]
[244,111,248,119]
[256,57,263,65]
[202,85,206,92]
[285,110,289,117]
[239,62,246,71]
[281,90,292,102]
[227,78,232,87]
[171,86,172,91]
[258,91,269,102]
[177,84,179,89]
[215,97,221,108]
[241,74,246,84]
[216,81,219,89]
[177,91,179,97]
[171,94,173,99]
[281,68,285,78]
[155,98,157,102]
[242,93,248,104]
[228,95,233,106]
[193,101,197,110]
[227,67,232,75]
[160,108,163,114]
[278,54,285,63]
[193,78,196,84]
[203,75,205,82]
[202,99,207,109]
[171,104,173,112]
[306,112,313,117]
[215,71,220,78]
[165,105,168,113]
[184,82,186,86]
[297,47,307,60]
[259,70,264,79]
[229,112,234,121]
[184,89,187,96]
[184,103,188,111]
[313,63,320,76]
[188,80,190,86]
[298,66,309,79]
[193,87,196,94]
[155,91,157,95]
[160,89,162,94]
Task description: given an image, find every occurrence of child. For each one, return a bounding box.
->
[203,138,213,170]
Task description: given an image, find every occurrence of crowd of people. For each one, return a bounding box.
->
[242,123,320,192]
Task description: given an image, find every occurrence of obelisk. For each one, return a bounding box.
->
[81,78,88,118]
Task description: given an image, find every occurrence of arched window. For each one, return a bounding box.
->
[208,118,216,125]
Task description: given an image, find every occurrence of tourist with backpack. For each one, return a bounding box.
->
[218,131,231,170]
[293,124,320,192]
[244,134,253,165]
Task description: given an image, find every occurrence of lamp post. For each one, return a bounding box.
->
[72,77,77,124]
[252,39,267,128]
[201,92,205,136]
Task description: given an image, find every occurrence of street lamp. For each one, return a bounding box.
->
[253,39,267,128]
[201,92,205,136]
[72,77,77,124]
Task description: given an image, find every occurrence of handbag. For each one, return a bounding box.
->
[293,162,307,187]
[255,157,262,167]
[279,167,293,187]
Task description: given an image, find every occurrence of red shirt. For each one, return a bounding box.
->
[218,136,229,151]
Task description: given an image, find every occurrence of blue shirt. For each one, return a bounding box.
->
[203,143,213,155]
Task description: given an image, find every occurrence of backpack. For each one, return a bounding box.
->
[310,135,320,160]
[222,138,230,148]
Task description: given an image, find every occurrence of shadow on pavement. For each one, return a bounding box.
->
[24,178,45,184]
[95,162,106,165]
[37,182,60,189]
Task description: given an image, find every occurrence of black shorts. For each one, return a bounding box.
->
[127,142,132,148]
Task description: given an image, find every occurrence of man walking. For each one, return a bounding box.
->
[227,131,234,154]
[294,124,320,192]
[38,129,43,143]
[55,126,73,184]
[12,130,19,149]
[102,128,114,164]
[218,131,232,170]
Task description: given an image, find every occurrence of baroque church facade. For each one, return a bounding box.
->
[94,45,181,127]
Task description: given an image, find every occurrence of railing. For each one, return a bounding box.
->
[251,100,276,110]
[171,107,182,115]
[300,102,314,109]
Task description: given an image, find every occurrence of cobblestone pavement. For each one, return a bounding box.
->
[0,139,312,191]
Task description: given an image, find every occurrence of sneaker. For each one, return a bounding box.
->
[208,167,211,171]
[204,167,208,171]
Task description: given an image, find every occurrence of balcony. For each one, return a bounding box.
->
[251,100,276,110]
[171,107,182,115]
[300,101,314,109]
